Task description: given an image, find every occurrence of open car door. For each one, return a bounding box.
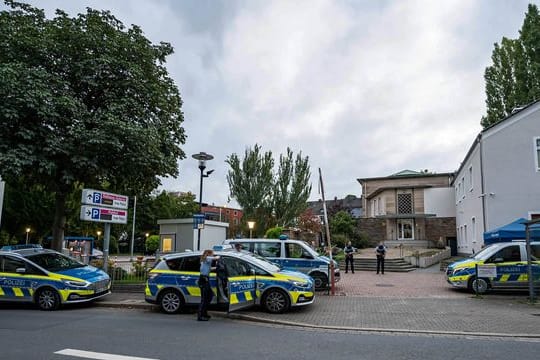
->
[222,256,256,312]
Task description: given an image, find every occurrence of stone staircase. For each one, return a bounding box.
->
[339,258,416,272]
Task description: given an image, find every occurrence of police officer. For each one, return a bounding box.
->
[375,242,386,275]
[344,241,355,273]
[198,249,219,321]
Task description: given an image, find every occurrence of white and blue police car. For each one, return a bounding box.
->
[0,248,110,310]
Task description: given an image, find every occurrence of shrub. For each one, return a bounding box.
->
[145,235,160,254]
[265,227,283,239]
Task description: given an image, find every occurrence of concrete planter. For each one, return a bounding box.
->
[404,247,451,268]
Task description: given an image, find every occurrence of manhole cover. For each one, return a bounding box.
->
[375,284,394,287]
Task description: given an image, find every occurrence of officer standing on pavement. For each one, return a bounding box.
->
[375,242,386,275]
[344,241,355,273]
[198,249,219,321]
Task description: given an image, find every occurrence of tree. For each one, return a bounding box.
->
[272,148,311,227]
[482,4,540,127]
[297,208,322,235]
[329,211,355,238]
[226,144,274,236]
[0,1,186,250]
[226,144,312,236]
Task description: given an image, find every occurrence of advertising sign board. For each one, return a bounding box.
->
[80,205,128,224]
[81,189,128,209]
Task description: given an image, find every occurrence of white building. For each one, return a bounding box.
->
[454,101,540,255]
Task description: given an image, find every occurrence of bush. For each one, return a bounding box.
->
[265,227,283,239]
[331,234,349,249]
[145,235,160,254]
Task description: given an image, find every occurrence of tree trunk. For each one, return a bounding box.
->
[51,191,67,251]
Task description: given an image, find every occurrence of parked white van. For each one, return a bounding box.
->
[223,238,340,289]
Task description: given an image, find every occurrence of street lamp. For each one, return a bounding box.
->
[247,221,255,239]
[97,230,102,249]
[25,227,30,245]
[192,152,214,251]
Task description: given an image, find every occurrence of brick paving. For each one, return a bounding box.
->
[100,265,540,337]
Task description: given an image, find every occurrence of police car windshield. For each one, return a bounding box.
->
[27,253,85,272]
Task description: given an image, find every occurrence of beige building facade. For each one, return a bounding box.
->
[358,170,457,251]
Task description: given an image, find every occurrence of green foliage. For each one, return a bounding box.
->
[329,211,356,237]
[265,226,283,239]
[482,4,540,127]
[0,1,186,250]
[226,144,274,236]
[226,144,312,236]
[272,148,311,227]
[331,233,349,249]
[145,234,160,254]
[95,234,118,255]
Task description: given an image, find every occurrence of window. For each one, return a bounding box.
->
[164,258,182,271]
[220,257,250,277]
[472,217,476,243]
[535,137,540,171]
[179,256,200,272]
[489,245,521,262]
[461,177,465,198]
[285,243,313,259]
[468,166,473,191]
[2,256,26,273]
[464,224,467,244]
[254,242,281,257]
[397,192,413,214]
[531,245,540,261]
[397,219,414,239]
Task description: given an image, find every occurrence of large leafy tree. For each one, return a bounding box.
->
[226,144,274,236]
[0,1,186,250]
[272,148,311,227]
[226,144,311,236]
[482,4,540,127]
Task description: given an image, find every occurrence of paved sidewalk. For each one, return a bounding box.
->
[96,269,540,338]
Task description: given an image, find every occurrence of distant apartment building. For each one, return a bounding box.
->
[357,170,456,251]
[202,205,243,239]
[307,195,363,219]
[454,101,540,255]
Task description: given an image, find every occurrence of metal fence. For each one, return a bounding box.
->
[90,258,154,286]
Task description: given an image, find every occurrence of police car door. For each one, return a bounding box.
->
[488,244,524,288]
[0,255,34,301]
[223,256,256,312]
[283,242,314,274]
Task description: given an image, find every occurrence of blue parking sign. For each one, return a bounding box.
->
[93,192,102,204]
[91,208,100,219]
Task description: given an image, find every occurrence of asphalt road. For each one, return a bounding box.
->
[0,307,539,360]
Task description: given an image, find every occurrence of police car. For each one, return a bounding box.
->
[223,238,340,290]
[446,241,540,294]
[0,248,111,310]
[145,250,315,314]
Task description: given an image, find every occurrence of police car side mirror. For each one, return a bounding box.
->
[16,267,26,274]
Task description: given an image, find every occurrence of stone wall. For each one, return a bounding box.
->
[357,218,386,246]
[425,217,456,245]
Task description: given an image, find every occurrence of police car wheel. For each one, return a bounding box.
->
[312,273,328,290]
[159,289,184,314]
[262,289,290,314]
[469,277,489,294]
[36,287,60,311]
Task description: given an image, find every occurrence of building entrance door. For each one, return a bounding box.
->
[397,219,414,240]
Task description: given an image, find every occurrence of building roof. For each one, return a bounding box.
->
[357,170,454,183]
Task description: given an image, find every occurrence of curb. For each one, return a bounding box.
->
[94,301,540,339]
[226,313,540,339]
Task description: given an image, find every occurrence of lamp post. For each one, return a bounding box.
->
[25,228,30,245]
[97,230,102,248]
[247,221,255,238]
[192,152,214,251]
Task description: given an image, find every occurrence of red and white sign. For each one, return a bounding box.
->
[81,189,128,209]
[80,205,128,224]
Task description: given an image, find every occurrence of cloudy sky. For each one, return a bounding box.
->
[13,0,539,207]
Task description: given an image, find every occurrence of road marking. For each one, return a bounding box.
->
[54,348,159,360]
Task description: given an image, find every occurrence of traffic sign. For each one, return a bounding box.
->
[81,189,128,209]
[80,205,128,224]
[193,214,205,229]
